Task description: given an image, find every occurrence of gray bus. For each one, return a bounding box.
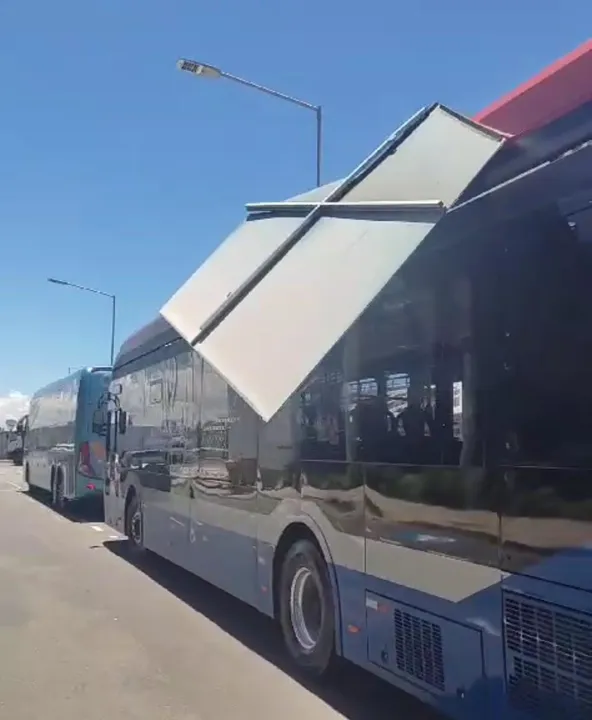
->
[103,102,592,720]
[6,414,27,465]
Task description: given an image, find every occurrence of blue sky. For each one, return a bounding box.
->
[0,0,589,411]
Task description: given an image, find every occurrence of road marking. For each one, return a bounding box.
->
[48,510,70,523]
[0,480,24,490]
[91,525,104,533]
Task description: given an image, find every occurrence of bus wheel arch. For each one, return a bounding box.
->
[25,463,31,487]
[273,521,341,675]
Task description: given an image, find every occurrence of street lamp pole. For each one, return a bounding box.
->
[177,58,323,187]
[48,278,117,367]
[109,293,116,370]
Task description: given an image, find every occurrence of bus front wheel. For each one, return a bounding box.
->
[279,539,335,676]
[125,493,145,555]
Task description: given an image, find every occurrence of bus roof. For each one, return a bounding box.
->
[475,40,592,136]
[113,316,180,370]
[32,367,111,399]
[116,44,592,406]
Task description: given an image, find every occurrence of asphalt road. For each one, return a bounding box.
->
[0,461,443,720]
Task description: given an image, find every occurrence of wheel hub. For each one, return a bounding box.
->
[289,566,323,652]
[131,509,142,545]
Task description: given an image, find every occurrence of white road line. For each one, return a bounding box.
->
[7,480,23,490]
[48,510,70,523]
[90,525,104,533]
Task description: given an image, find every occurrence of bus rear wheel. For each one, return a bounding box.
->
[51,471,65,511]
[278,539,335,676]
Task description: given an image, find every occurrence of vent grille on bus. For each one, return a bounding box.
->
[393,608,445,691]
[504,593,592,719]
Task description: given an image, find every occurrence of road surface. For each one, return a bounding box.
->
[0,461,442,720]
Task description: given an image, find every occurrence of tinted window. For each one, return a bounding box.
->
[200,363,230,476]
[182,351,202,459]
[298,341,346,462]
[350,244,479,466]
[485,208,592,468]
[26,377,80,450]
[148,378,163,405]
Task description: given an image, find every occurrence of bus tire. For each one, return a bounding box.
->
[279,539,335,677]
[52,470,66,511]
[125,492,145,555]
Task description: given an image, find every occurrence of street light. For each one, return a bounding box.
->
[48,278,117,367]
[177,58,323,188]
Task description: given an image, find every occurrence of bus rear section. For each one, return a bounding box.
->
[6,431,23,465]
[24,367,111,508]
[75,367,111,501]
[8,415,28,466]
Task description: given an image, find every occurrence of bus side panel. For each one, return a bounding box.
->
[255,440,367,649]
[498,466,592,720]
[25,377,78,494]
[256,474,506,720]
[24,397,49,491]
[75,370,111,497]
[254,408,504,720]
[500,571,592,720]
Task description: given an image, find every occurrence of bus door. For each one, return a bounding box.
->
[81,374,111,492]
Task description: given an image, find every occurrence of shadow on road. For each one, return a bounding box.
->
[103,539,444,720]
[24,486,104,523]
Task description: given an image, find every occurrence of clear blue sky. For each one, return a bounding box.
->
[0,0,589,400]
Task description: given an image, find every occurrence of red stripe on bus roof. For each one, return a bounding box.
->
[475,40,592,136]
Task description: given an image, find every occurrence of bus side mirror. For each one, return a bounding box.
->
[105,411,112,455]
[118,410,128,435]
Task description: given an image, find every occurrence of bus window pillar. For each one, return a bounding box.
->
[343,321,360,463]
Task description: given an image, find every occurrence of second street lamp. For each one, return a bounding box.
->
[48,278,117,367]
[177,58,323,188]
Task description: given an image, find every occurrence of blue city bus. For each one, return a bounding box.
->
[25,367,111,507]
[104,100,592,720]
